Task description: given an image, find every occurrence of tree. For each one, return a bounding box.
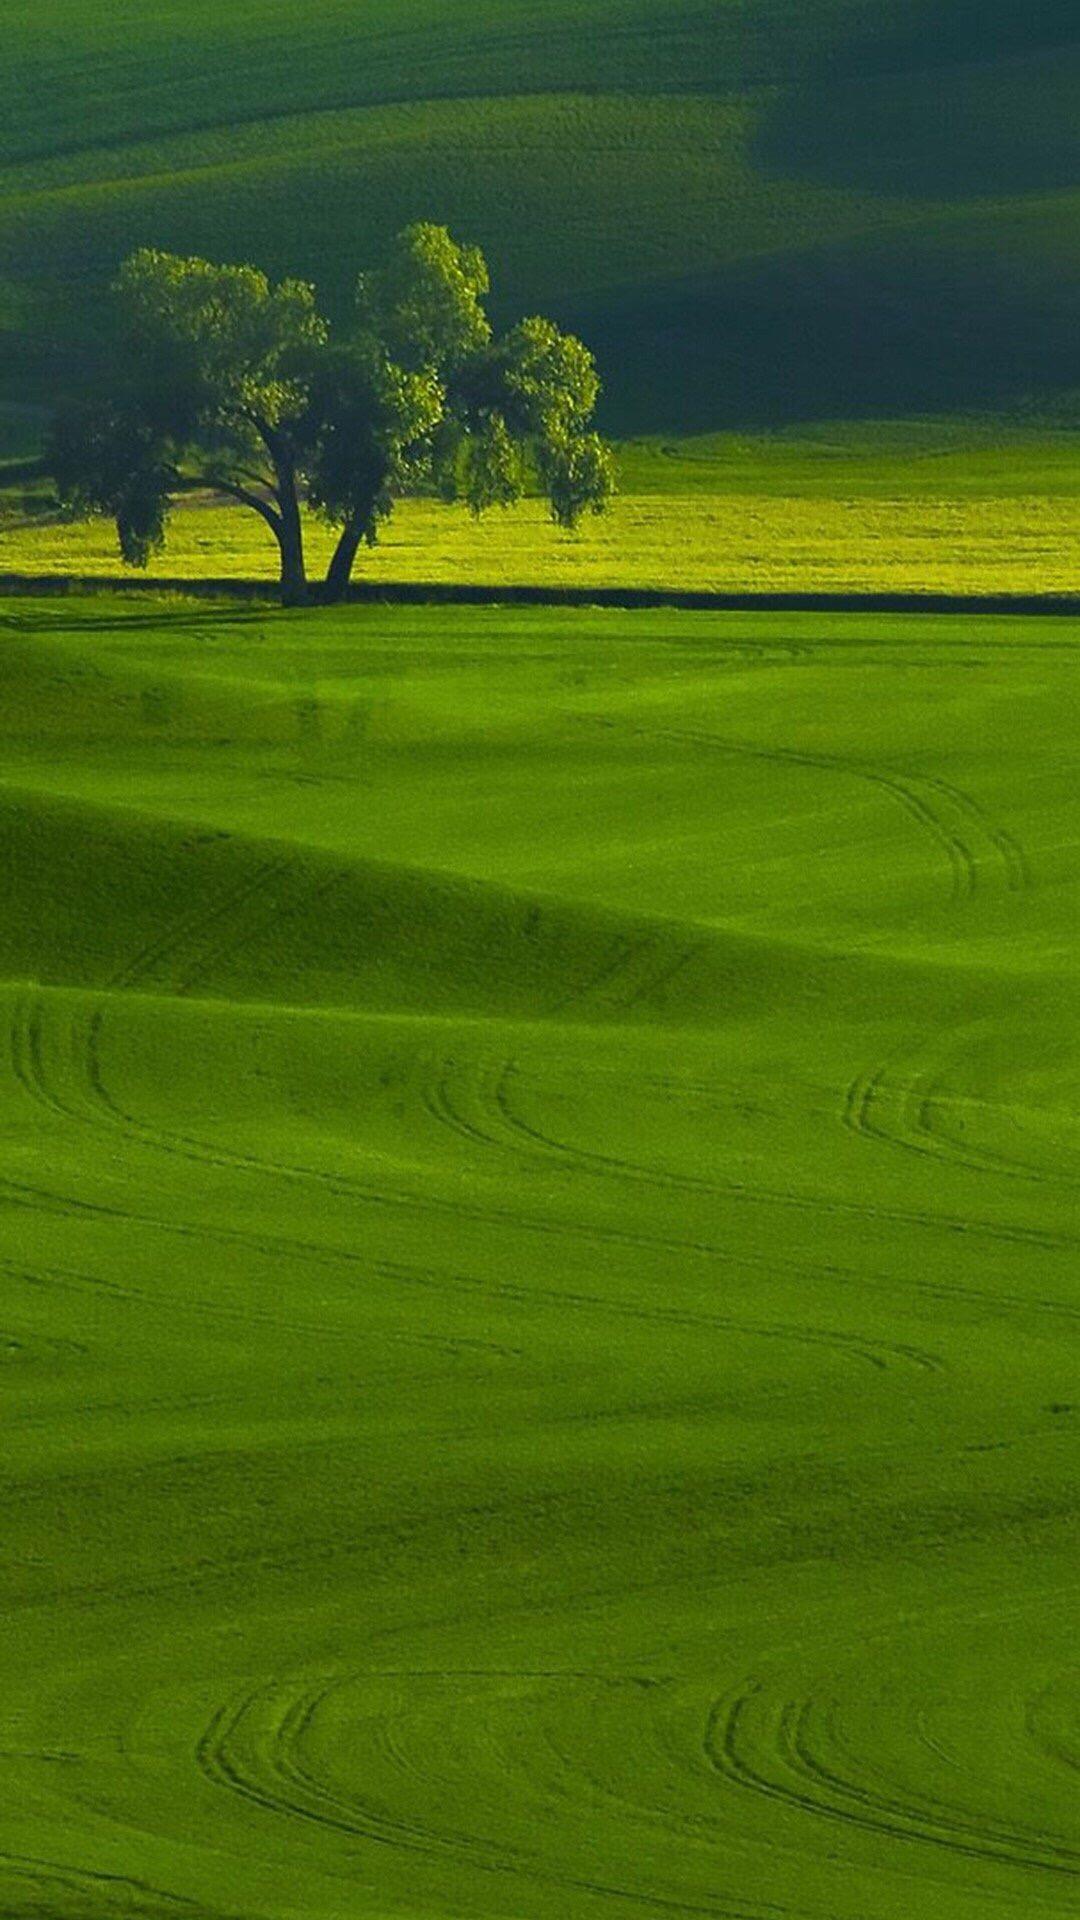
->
[51,252,328,604]
[50,226,615,605]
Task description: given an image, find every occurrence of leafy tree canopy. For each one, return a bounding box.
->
[356,223,491,373]
[115,249,327,432]
[49,224,615,603]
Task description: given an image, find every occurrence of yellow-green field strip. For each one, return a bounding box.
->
[4,493,1080,599]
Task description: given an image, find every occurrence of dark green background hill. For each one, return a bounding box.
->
[3,0,1080,431]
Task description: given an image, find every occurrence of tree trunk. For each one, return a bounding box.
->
[322,520,363,604]
[276,470,309,606]
[277,525,308,605]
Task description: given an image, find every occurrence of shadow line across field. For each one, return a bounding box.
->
[2,573,1080,616]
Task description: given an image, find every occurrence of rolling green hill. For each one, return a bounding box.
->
[1,593,1079,1918]
[3,0,1080,432]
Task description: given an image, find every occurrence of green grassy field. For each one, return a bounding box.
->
[6,480,1080,596]
[2,593,1079,1919]
[2,0,1080,432]
[4,3,1079,1914]
[7,410,1079,599]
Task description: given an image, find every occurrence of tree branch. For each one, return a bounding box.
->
[223,463,280,494]
[208,477,284,536]
[248,413,286,466]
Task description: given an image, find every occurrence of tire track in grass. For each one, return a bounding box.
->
[0,1256,370,1348]
[6,1144,1076,1420]
[705,1676,1080,1880]
[918,1067,1080,1187]
[2,1076,1073,1275]
[918,769,1031,893]
[480,715,1049,1242]
[112,854,295,992]
[582,717,1031,903]
[844,1048,1080,1189]
[9,989,73,1124]
[2,988,1075,1334]
[388,1237,1080,1348]
[2,998,941,1390]
[783,1692,1080,1876]
[545,929,704,1021]
[0,1850,215,1920]
[0,1260,408,1397]
[171,865,349,999]
[0,996,522,1365]
[12,993,940,1380]
[483,1050,1076,1257]
[194,1673,796,1920]
[408,1054,943,1374]
[0,1324,86,1364]
[1026,1679,1080,1779]
[371,1254,941,1377]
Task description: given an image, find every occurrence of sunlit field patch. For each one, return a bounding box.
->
[6,488,1080,595]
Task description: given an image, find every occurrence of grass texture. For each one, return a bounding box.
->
[1,593,1078,1919]
[2,1,1080,428]
[6,482,1080,595]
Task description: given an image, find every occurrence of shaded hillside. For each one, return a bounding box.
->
[2,0,1079,430]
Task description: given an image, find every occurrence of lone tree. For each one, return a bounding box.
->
[49,225,615,604]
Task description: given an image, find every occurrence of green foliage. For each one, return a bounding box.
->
[48,227,613,597]
[114,249,327,433]
[540,429,617,529]
[462,413,523,516]
[489,317,615,526]
[49,251,334,586]
[306,343,444,541]
[499,317,601,440]
[48,401,173,566]
[356,222,491,374]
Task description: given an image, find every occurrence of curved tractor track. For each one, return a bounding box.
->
[0,600,1076,1920]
